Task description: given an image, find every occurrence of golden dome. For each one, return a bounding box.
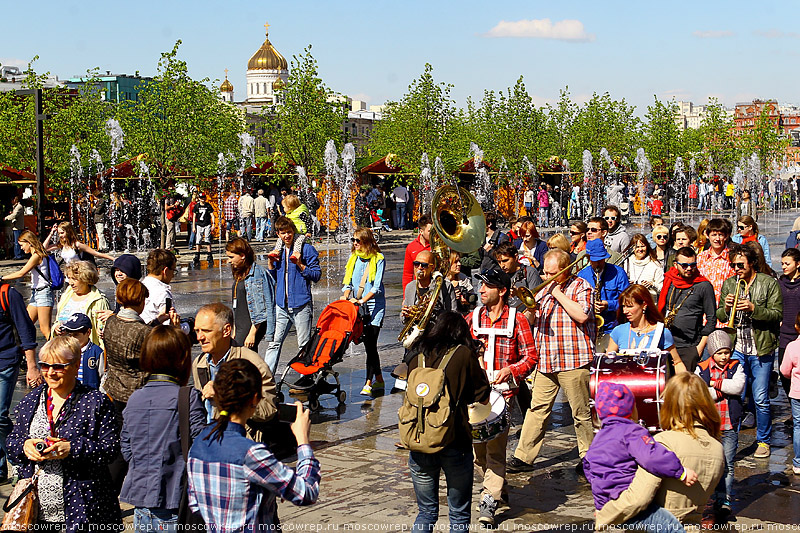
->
[248,27,288,71]
[220,77,234,93]
[272,78,286,91]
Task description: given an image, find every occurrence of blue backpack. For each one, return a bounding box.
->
[35,254,65,290]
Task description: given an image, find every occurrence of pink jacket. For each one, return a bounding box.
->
[537,189,550,208]
[780,337,800,399]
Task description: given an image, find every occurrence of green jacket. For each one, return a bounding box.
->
[716,273,782,356]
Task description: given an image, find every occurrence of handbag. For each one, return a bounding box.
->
[1,471,39,531]
[177,387,205,527]
[355,267,371,323]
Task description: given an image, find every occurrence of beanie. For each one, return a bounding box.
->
[706,329,732,357]
[595,381,635,420]
[112,254,143,284]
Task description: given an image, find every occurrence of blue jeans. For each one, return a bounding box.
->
[241,215,254,240]
[133,507,178,533]
[265,303,314,373]
[188,228,196,249]
[791,399,800,468]
[623,502,685,533]
[0,363,20,478]
[716,428,738,501]
[394,203,407,230]
[12,229,22,258]
[256,217,268,241]
[408,446,474,532]
[735,350,773,444]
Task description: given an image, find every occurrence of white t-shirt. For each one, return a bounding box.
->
[524,189,535,204]
[141,276,173,325]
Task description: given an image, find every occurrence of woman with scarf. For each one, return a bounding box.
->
[732,215,771,264]
[341,227,386,396]
[623,234,664,302]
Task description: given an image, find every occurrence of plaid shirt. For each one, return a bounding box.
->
[697,247,735,304]
[534,276,596,373]
[188,423,320,530]
[224,194,239,222]
[697,359,737,431]
[467,305,538,387]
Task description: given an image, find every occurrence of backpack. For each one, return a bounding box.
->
[397,347,457,453]
[34,254,65,290]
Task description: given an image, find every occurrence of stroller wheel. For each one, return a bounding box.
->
[276,392,285,404]
[337,390,347,404]
[308,396,321,411]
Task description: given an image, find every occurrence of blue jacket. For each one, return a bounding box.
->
[244,262,276,340]
[0,284,37,370]
[578,263,630,333]
[121,380,207,510]
[7,383,122,531]
[732,233,771,264]
[342,255,386,327]
[583,416,684,510]
[696,358,744,428]
[80,342,104,389]
[268,241,321,309]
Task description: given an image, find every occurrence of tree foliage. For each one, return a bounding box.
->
[642,97,682,175]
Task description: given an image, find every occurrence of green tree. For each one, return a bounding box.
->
[542,88,579,164]
[262,46,347,176]
[741,105,789,173]
[700,98,738,176]
[369,63,465,177]
[642,97,682,176]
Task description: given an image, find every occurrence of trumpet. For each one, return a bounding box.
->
[725,278,748,331]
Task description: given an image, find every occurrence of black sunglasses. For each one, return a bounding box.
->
[654,235,668,239]
[587,227,601,233]
[351,238,361,244]
[737,225,747,230]
[731,262,746,269]
[569,230,582,235]
[676,262,697,269]
[412,261,430,268]
[39,362,73,372]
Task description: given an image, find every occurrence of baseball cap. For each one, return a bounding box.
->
[60,313,92,333]
[476,268,511,291]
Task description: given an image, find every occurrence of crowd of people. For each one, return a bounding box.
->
[3,183,800,531]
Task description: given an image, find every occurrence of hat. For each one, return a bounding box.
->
[198,192,206,199]
[112,254,143,284]
[476,268,511,291]
[586,239,611,261]
[595,382,635,419]
[61,313,92,333]
[706,329,732,356]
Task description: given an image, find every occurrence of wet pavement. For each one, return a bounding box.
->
[1,207,800,529]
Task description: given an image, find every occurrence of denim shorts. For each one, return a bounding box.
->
[29,286,54,307]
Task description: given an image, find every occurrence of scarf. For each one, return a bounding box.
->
[741,234,757,244]
[118,307,145,323]
[658,267,709,311]
[343,250,384,286]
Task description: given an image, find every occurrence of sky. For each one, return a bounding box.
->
[3,0,800,115]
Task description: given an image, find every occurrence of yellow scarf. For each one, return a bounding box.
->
[343,251,383,286]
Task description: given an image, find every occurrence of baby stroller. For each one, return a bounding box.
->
[367,209,384,243]
[276,300,364,411]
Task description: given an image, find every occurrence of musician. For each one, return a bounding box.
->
[493,242,542,324]
[697,218,735,304]
[508,249,596,475]
[606,284,687,373]
[401,250,457,326]
[658,246,716,371]
[466,268,538,527]
[586,217,621,264]
[716,246,782,459]
[577,239,630,352]
[401,214,432,289]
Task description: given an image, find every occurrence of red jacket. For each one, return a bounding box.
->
[402,235,431,288]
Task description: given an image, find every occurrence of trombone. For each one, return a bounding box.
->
[511,256,583,310]
[725,278,749,331]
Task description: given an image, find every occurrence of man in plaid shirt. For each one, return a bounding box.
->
[467,268,537,527]
[509,249,596,475]
[223,190,240,240]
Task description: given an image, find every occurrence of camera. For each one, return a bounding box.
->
[35,439,52,453]
[179,316,198,345]
[277,403,297,423]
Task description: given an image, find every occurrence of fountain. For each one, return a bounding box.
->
[419,153,435,214]
[470,142,492,213]
[582,150,593,218]
[68,145,83,231]
[634,148,651,223]
[104,118,125,251]
[673,157,686,218]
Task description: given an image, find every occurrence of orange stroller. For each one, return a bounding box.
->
[276,300,364,411]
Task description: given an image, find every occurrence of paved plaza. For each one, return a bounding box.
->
[1,208,800,529]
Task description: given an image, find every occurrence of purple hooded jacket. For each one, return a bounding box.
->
[583,416,685,510]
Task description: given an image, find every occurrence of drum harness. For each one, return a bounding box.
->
[472,305,518,390]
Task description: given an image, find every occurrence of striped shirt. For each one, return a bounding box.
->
[467,305,538,385]
[188,423,320,530]
[534,276,596,373]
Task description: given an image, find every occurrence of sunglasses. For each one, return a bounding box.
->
[654,235,668,240]
[676,262,697,269]
[39,362,73,372]
[351,238,361,244]
[587,227,601,233]
[737,225,747,230]
[569,230,582,235]
[604,216,617,221]
[412,261,430,269]
[731,262,746,269]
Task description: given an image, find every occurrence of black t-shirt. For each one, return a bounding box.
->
[232,279,265,348]
[195,203,213,226]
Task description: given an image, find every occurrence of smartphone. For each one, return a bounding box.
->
[164,297,173,313]
[278,403,297,423]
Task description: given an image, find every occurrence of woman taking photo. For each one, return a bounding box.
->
[732,215,771,264]
[121,326,206,532]
[0,230,53,339]
[606,284,687,374]
[623,234,664,300]
[53,261,109,346]
[187,359,319,529]
[445,251,475,314]
[7,336,122,530]
[341,227,386,396]
[46,221,113,264]
[225,237,276,351]
[518,221,548,272]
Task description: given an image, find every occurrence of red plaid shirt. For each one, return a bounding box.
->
[467,305,538,387]
[534,276,597,373]
[697,247,735,304]
[697,358,740,431]
[224,194,239,221]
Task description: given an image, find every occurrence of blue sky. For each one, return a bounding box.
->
[3,0,799,114]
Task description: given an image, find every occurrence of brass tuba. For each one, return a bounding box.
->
[398,186,486,348]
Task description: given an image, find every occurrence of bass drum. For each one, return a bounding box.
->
[590,351,670,432]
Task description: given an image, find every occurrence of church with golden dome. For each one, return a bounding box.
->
[242,23,289,105]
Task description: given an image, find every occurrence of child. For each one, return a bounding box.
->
[583,382,697,521]
[780,312,800,476]
[268,194,310,264]
[59,312,104,389]
[648,194,663,216]
[695,329,745,515]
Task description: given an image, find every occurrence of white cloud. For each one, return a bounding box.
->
[692,30,735,38]
[754,29,800,39]
[485,19,595,42]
